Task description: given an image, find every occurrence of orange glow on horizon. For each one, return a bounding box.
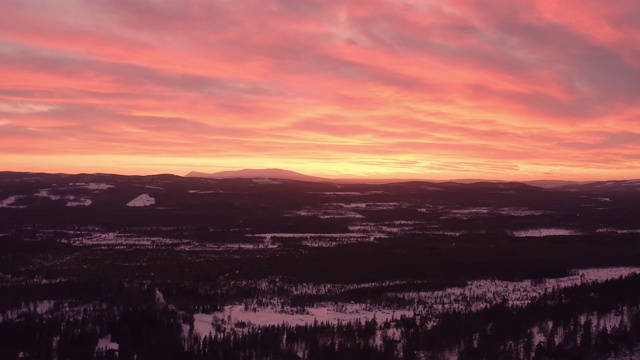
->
[1,1,639,181]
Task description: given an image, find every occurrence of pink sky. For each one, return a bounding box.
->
[1,0,639,180]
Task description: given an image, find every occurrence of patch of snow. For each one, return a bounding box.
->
[497,208,546,216]
[316,191,386,196]
[511,228,580,237]
[193,305,412,336]
[61,232,188,248]
[441,207,491,219]
[126,194,155,207]
[96,335,119,353]
[329,202,400,210]
[66,196,92,207]
[193,313,215,337]
[392,267,640,315]
[293,209,365,219]
[252,233,378,247]
[35,189,61,200]
[252,178,283,185]
[254,233,374,241]
[1,300,56,320]
[450,208,490,214]
[596,228,640,234]
[423,230,463,236]
[348,222,415,235]
[155,289,166,308]
[0,195,25,208]
[71,183,114,190]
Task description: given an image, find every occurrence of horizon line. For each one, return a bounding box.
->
[2,169,638,184]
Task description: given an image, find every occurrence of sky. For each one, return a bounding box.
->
[1,0,639,181]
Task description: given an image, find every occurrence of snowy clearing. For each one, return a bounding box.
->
[0,195,25,208]
[390,267,640,314]
[497,208,546,216]
[252,178,283,185]
[34,189,61,200]
[126,194,155,207]
[66,197,92,207]
[293,209,365,219]
[96,335,119,353]
[328,202,400,210]
[71,183,114,190]
[511,228,580,237]
[193,305,412,336]
[596,228,640,234]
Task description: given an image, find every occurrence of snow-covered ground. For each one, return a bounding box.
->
[193,305,412,336]
[66,196,92,207]
[255,233,373,241]
[0,195,25,208]
[497,208,546,216]
[438,207,547,219]
[96,335,119,353]
[328,202,400,210]
[389,267,640,315]
[60,232,187,248]
[252,233,377,247]
[0,299,99,322]
[315,191,387,196]
[448,207,490,215]
[188,266,640,339]
[56,229,277,250]
[126,194,155,207]
[596,228,640,234]
[525,305,636,352]
[34,189,61,200]
[293,209,365,219]
[70,183,114,190]
[253,178,283,185]
[511,228,581,237]
[176,242,279,251]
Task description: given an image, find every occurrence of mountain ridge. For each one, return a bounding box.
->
[185,168,327,182]
[184,168,596,188]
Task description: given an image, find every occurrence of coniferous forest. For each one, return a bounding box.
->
[2,172,640,359]
[3,275,640,359]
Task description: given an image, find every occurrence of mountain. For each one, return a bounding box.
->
[522,180,585,188]
[185,168,327,182]
[559,179,640,192]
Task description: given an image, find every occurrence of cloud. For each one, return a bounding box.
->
[0,100,57,114]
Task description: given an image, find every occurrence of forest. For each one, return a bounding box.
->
[2,172,640,359]
[1,274,640,359]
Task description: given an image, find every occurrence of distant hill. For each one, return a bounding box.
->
[522,180,585,188]
[184,169,634,189]
[559,179,640,192]
[185,168,327,182]
[2,171,640,227]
